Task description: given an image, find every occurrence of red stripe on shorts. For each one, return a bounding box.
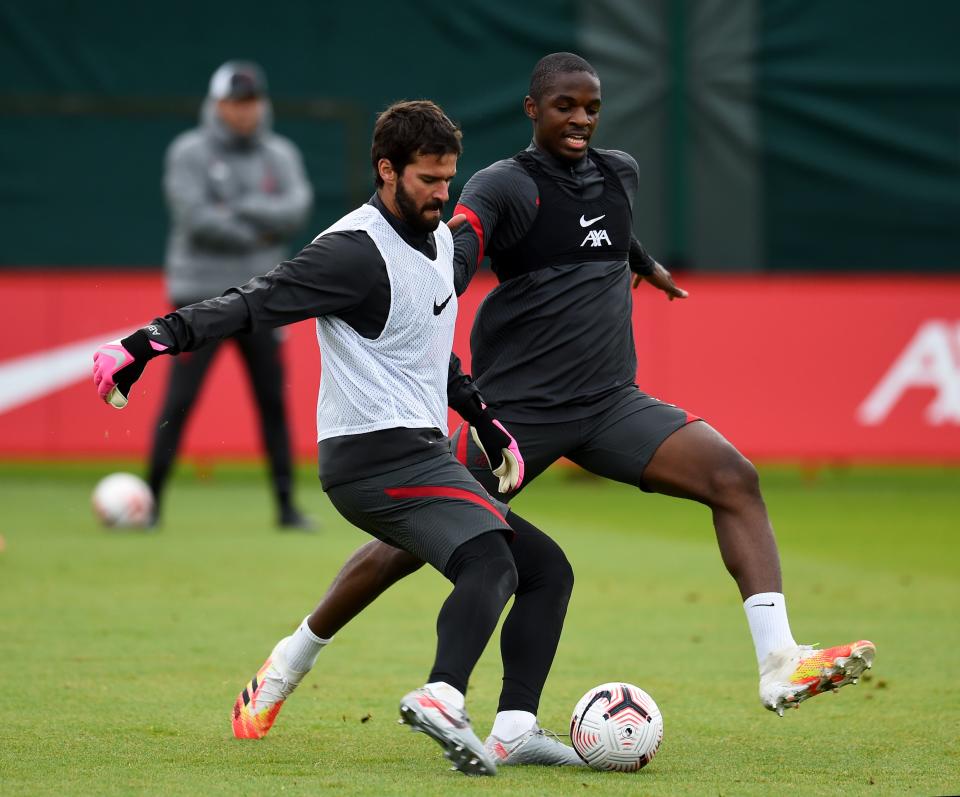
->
[454,203,484,263]
[454,421,469,465]
[384,485,506,524]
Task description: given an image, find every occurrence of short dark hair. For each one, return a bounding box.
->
[371,100,463,187]
[528,52,598,101]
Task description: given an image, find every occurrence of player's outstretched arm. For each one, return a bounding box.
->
[93,325,173,409]
[94,229,402,411]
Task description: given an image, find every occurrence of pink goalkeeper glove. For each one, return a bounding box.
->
[470,410,525,494]
[93,327,169,408]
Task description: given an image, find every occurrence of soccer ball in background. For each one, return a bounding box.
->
[570,682,663,771]
[91,473,154,529]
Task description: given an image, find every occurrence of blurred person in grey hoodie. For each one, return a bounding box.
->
[148,60,314,529]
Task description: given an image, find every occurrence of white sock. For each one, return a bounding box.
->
[491,710,537,741]
[283,616,331,673]
[744,592,797,667]
[424,681,465,710]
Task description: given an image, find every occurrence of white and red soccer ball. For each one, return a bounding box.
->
[91,472,154,528]
[570,682,663,771]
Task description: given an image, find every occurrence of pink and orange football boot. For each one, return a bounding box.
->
[759,639,876,716]
[232,637,304,739]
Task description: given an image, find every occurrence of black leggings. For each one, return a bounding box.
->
[428,511,574,714]
[147,327,294,512]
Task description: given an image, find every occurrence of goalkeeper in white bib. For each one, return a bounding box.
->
[93,100,580,775]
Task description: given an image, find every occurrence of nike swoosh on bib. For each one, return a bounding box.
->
[433,292,453,315]
[579,214,606,227]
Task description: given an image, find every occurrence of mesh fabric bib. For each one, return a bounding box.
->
[314,205,456,441]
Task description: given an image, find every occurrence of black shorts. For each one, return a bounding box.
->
[325,452,512,572]
[451,385,700,498]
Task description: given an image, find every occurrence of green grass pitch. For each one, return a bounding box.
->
[1,461,958,796]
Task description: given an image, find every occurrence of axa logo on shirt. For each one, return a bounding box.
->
[857,320,960,425]
[579,213,611,247]
[581,229,611,247]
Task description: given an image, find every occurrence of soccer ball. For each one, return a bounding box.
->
[569,682,663,771]
[91,472,154,528]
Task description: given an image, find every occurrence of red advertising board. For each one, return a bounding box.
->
[1,270,958,462]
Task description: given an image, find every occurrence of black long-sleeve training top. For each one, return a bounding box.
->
[451,141,655,422]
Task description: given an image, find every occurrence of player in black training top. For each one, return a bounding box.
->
[223,54,876,751]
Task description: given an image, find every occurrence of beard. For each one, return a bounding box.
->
[395,178,443,233]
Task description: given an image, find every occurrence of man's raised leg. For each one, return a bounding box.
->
[641,421,875,715]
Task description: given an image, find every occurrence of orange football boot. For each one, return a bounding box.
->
[759,640,876,716]
[232,638,303,739]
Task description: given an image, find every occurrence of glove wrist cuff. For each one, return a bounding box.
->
[120,328,167,361]
[474,407,493,425]
[458,395,488,426]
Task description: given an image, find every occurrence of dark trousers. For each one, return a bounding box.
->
[147,327,294,515]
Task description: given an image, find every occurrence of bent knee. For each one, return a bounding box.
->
[707,453,762,506]
[489,556,520,599]
[523,540,574,599]
[548,548,575,597]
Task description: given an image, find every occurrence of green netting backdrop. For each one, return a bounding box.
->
[1,0,957,270]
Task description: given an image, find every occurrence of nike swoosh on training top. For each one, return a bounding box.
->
[579,214,606,227]
[433,292,453,315]
[0,326,145,414]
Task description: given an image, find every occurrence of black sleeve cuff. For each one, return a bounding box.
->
[455,395,487,425]
[447,351,487,421]
[629,236,656,276]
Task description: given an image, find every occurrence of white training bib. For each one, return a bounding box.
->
[314,205,456,441]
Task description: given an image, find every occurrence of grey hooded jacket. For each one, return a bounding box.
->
[163,96,313,304]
